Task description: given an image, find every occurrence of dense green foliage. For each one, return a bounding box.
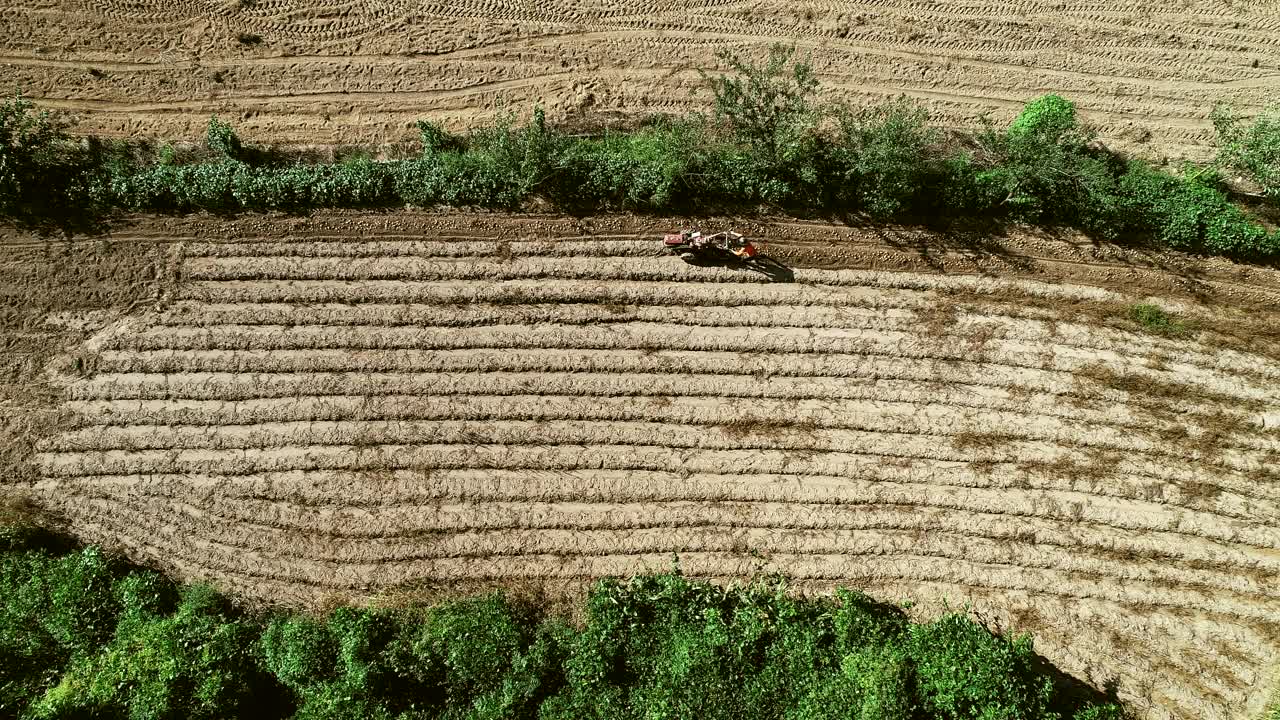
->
[2,50,1278,260]
[1213,103,1280,200]
[0,93,93,226]
[0,525,1126,720]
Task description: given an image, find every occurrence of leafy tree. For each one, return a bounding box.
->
[1212,103,1280,200]
[0,92,93,226]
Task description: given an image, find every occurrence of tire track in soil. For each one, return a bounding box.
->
[9,0,1279,159]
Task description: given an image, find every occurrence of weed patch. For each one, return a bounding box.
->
[1128,302,1193,338]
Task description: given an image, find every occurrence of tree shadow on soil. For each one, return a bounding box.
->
[823,209,1253,299]
[822,211,1040,274]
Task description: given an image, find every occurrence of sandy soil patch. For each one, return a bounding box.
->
[3,1,1279,160]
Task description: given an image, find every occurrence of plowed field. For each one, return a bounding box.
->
[8,213,1279,720]
[5,0,1279,160]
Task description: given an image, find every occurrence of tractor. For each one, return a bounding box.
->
[663,229,758,263]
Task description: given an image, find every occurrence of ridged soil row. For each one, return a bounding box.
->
[38,409,1280,499]
[54,370,1266,431]
[151,298,1280,382]
[170,277,986,307]
[41,462,1280,542]
[55,384,1259,445]
[35,490,1280,672]
[97,322,1280,400]
[50,397,1280,509]
[180,238,661,258]
[38,447,1280,553]
[49,488,1276,619]
[42,472,1280,588]
[74,352,1278,423]
[180,254,1162,305]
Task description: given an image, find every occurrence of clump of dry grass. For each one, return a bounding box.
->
[950,431,1009,452]
[915,299,959,339]
[719,415,818,439]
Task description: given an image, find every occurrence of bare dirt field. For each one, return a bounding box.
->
[3,0,1279,161]
[4,212,1278,720]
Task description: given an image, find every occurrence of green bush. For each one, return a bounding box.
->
[828,96,941,217]
[703,44,819,169]
[29,584,271,720]
[553,123,697,209]
[5,86,1279,261]
[701,45,822,204]
[0,93,95,226]
[1116,161,1275,255]
[206,116,243,161]
[1212,103,1280,200]
[971,95,1125,234]
[909,613,1055,720]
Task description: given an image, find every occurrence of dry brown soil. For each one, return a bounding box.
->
[3,212,1279,720]
[3,1,1280,160]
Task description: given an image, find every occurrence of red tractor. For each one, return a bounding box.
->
[664,229,758,263]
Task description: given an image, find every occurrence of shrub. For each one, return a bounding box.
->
[205,116,242,161]
[1072,703,1128,720]
[828,96,941,216]
[463,107,564,206]
[1008,94,1081,144]
[1117,160,1275,256]
[0,92,92,225]
[1212,103,1280,200]
[701,44,819,178]
[552,123,698,209]
[415,119,458,154]
[909,613,1056,720]
[29,584,273,720]
[972,95,1124,233]
[5,90,1278,262]
[0,531,1137,720]
[261,615,339,690]
[420,593,529,702]
[0,550,66,714]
